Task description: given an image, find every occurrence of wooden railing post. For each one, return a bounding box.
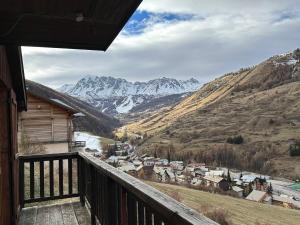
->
[49,160,54,197]
[127,192,137,225]
[19,158,24,209]
[78,157,85,206]
[58,159,63,197]
[29,161,34,199]
[107,178,118,225]
[90,164,96,225]
[68,158,72,195]
[39,161,44,199]
[120,187,128,225]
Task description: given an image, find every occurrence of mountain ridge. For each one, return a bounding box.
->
[58,76,201,115]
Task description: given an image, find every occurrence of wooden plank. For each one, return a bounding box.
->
[68,158,72,194]
[18,152,79,161]
[61,203,79,225]
[49,160,54,197]
[154,214,162,225]
[19,203,90,225]
[35,205,50,225]
[59,159,63,196]
[127,193,137,225]
[120,188,128,225]
[108,177,118,225]
[145,208,153,225]
[24,194,79,204]
[138,201,145,225]
[19,158,25,208]
[40,161,44,198]
[78,157,85,206]
[72,202,91,225]
[18,206,37,225]
[90,166,96,225]
[29,161,34,199]
[48,205,64,225]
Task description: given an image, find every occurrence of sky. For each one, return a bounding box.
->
[23,0,300,88]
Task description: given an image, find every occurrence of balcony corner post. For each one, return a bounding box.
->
[19,158,24,209]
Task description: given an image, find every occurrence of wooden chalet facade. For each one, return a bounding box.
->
[18,92,76,144]
[0,1,217,225]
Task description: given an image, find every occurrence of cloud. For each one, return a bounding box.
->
[22,0,300,89]
[139,0,300,15]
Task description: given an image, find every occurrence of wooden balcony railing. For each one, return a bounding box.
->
[18,152,218,225]
[18,152,80,207]
[71,141,86,148]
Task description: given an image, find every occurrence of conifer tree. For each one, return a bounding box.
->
[227,169,232,183]
[267,183,273,194]
[154,149,158,158]
[167,149,171,163]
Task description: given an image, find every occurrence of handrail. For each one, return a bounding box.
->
[17,152,79,160]
[79,152,218,225]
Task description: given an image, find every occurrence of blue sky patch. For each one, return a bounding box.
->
[272,10,300,23]
[123,10,195,35]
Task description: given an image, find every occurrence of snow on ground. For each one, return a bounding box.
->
[74,132,102,152]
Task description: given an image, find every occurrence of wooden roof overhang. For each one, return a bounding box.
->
[0,0,141,111]
[0,0,142,50]
[26,92,79,115]
[5,46,27,111]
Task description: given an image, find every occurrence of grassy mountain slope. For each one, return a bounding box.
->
[148,182,300,225]
[26,80,121,137]
[123,51,300,178]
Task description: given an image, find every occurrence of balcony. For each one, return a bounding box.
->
[18,152,218,225]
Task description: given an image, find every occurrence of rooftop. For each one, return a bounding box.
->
[203,176,225,183]
[246,190,267,202]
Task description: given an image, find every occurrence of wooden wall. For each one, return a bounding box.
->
[0,46,12,87]
[19,94,73,144]
[0,46,18,225]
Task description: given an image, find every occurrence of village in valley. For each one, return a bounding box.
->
[80,139,300,210]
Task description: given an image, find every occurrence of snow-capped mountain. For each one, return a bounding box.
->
[57,84,75,93]
[58,76,201,115]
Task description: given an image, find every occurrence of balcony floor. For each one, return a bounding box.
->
[19,201,90,225]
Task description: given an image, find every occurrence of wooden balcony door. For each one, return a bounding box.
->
[0,87,19,225]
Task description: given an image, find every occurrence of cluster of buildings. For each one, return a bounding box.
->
[103,152,300,209]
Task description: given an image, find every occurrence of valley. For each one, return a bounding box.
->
[117,50,300,179]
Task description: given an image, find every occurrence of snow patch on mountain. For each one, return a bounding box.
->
[116,96,135,113]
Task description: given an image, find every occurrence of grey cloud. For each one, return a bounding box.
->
[23,1,300,89]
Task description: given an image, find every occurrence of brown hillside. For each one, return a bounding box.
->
[123,51,300,178]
